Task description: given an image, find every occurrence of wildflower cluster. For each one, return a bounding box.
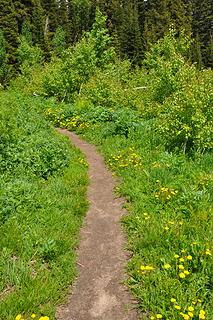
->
[65,116,89,131]
[45,108,90,131]
[78,157,88,167]
[45,107,63,126]
[139,264,155,275]
[16,315,49,320]
[148,299,207,319]
[162,250,193,279]
[150,314,163,319]
[108,148,142,170]
[163,219,183,232]
[170,298,206,319]
[155,186,178,201]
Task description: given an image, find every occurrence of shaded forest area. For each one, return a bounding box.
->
[0,0,212,83]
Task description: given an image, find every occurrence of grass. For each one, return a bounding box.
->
[2,29,212,319]
[0,92,88,320]
[83,125,212,320]
[44,103,212,319]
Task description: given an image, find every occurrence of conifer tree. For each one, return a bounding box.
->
[191,0,212,67]
[0,30,9,85]
[32,0,45,48]
[168,0,192,35]
[58,0,69,39]
[0,0,19,65]
[143,0,171,51]
[12,0,34,32]
[119,1,143,64]
[41,0,58,37]
[71,0,94,42]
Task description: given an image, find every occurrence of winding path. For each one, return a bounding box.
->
[56,129,138,320]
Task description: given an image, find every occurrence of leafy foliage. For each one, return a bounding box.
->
[0,91,88,319]
[17,35,43,76]
[42,10,115,102]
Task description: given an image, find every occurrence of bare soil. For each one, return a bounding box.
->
[56,129,138,320]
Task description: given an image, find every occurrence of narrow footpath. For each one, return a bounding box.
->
[56,129,138,320]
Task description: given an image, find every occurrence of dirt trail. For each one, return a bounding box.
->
[56,129,138,320]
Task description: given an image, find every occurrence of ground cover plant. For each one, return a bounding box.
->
[0,91,88,319]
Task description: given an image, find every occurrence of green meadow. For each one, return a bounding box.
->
[1,10,212,320]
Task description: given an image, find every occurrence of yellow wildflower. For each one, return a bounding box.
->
[188,312,194,318]
[170,298,176,303]
[156,314,163,319]
[187,255,193,260]
[184,270,190,275]
[188,306,194,312]
[16,315,22,320]
[164,226,169,231]
[163,263,171,269]
[205,249,212,256]
[181,249,186,253]
[168,221,174,225]
[140,265,155,271]
[178,264,184,270]
[31,315,36,319]
[182,314,190,320]
[199,310,206,319]
[145,266,155,271]
[179,272,186,278]
[179,258,185,262]
[191,241,198,245]
[174,254,179,259]
[150,317,155,320]
[174,305,181,310]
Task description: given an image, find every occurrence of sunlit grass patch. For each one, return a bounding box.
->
[0,92,88,319]
[73,121,212,319]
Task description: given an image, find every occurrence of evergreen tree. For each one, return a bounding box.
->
[41,0,58,37]
[0,0,19,65]
[168,0,192,35]
[0,30,9,85]
[191,0,213,67]
[119,1,143,64]
[12,0,34,33]
[67,0,75,42]
[58,0,70,40]
[143,0,192,52]
[32,0,45,48]
[143,0,171,51]
[71,0,94,42]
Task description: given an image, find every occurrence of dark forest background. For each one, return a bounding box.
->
[0,0,212,77]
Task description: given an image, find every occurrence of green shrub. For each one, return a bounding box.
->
[42,10,115,102]
[17,36,43,76]
[158,68,213,153]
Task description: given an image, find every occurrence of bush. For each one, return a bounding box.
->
[158,68,213,153]
[42,10,115,102]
